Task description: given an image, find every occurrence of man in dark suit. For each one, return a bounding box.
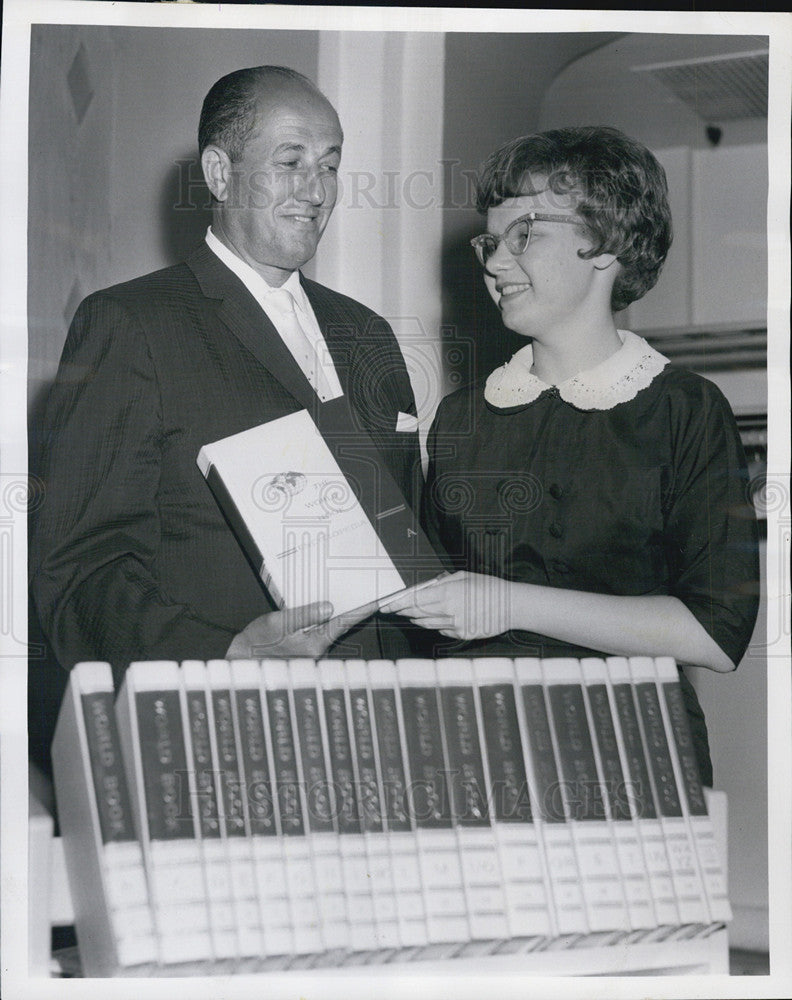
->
[30,65,422,679]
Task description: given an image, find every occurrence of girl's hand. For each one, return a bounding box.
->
[380,571,514,641]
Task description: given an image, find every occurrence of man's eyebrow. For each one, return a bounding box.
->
[272,142,342,157]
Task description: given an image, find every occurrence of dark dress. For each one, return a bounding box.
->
[421,351,759,787]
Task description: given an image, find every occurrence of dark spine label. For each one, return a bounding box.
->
[185,689,221,839]
[135,690,191,841]
[212,689,247,837]
[371,688,412,833]
[586,684,631,822]
[235,689,277,837]
[663,682,708,817]
[521,685,565,823]
[266,689,304,836]
[81,692,136,844]
[401,686,452,829]
[323,689,361,835]
[479,683,532,824]
[636,683,682,818]
[293,685,335,834]
[441,686,489,827]
[350,687,384,834]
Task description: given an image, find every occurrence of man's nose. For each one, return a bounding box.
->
[292,168,327,205]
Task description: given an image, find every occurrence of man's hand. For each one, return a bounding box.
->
[380,571,513,642]
[225,599,378,660]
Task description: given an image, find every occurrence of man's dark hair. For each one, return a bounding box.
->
[199,65,319,162]
[476,126,673,312]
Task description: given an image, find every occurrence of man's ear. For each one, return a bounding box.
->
[201,145,232,202]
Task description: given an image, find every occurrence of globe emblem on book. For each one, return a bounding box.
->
[269,471,307,498]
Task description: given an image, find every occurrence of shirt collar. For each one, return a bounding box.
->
[205,226,307,312]
[484,329,670,411]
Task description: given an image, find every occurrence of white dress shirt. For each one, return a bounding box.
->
[205,227,344,401]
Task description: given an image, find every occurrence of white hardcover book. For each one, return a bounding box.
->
[178,660,238,969]
[541,657,630,941]
[605,656,681,936]
[627,656,710,934]
[288,658,350,962]
[205,659,265,967]
[197,409,442,616]
[345,660,402,959]
[514,657,588,943]
[472,657,554,950]
[262,658,325,962]
[396,658,470,958]
[317,658,379,958]
[366,659,429,955]
[652,657,732,927]
[231,659,294,965]
[52,662,157,976]
[579,658,657,937]
[436,658,510,955]
[115,661,212,967]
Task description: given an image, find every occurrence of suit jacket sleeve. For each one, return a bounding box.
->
[30,291,236,671]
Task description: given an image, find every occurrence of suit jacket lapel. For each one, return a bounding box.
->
[186,244,317,413]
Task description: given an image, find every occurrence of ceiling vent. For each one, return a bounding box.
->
[633,49,768,121]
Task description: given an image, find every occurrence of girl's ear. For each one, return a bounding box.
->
[592,252,619,271]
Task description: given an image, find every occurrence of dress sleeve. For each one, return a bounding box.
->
[29,292,236,673]
[664,377,759,666]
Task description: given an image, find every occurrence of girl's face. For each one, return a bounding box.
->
[482,187,606,340]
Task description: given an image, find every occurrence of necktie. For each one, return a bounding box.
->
[267,287,332,402]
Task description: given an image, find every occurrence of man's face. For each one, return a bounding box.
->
[212,87,343,285]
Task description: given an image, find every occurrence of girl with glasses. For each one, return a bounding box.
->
[382,126,758,785]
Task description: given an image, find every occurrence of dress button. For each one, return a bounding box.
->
[549,522,563,538]
[549,483,563,500]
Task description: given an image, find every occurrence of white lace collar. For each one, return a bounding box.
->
[484,329,670,411]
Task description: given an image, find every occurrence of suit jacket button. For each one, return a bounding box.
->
[549,522,563,538]
[549,483,563,500]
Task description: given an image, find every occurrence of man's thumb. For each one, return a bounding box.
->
[288,601,334,631]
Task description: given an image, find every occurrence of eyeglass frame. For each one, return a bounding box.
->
[469,211,583,267]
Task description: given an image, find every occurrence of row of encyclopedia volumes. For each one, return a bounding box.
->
[51,655,731,977]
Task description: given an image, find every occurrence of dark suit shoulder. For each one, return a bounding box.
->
[85,261,199,309]
[300,276,384,323]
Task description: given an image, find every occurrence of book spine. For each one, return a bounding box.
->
[229,658,295,967]
[346,659,402,957]
[178,660,237,968]
[319,658,379,957]
[263,658,324,961]
[654,657,732,925]
[52,662,157,976]
[201,460,286,609]
[474,657,554,948]
[206,659,265,965]
[438,658,509,955]
[605,656,680,934]
[629,656,710,932]
[397,658,469,956]
[579,657,657,936]
[116,661,212,968]
[289,658,350,960]
[541,657,629,940]
[515,657,587,940]
[367,659,429,952]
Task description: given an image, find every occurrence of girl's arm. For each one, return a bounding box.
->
[381,571,736,672]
